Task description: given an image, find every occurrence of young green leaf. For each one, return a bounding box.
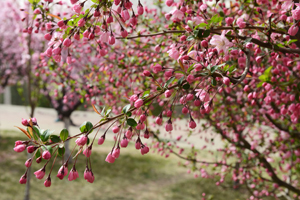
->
[127,118,137,127]
[58,147,65,157]
[122,104,131,114]
[60,129,69,141]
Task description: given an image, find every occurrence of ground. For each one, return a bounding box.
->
[0,105,254,200]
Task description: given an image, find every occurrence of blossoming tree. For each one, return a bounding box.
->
[11,0,300,199]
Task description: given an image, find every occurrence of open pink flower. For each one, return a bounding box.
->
[210,31,233,54]
[169,9,184,21]
[167,47,180,60]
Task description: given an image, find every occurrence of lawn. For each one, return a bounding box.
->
[0,131,251,200]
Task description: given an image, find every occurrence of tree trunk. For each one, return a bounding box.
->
[63,116,72,163]
[4,86,11,104]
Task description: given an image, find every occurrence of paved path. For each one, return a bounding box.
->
[0,104,223,150]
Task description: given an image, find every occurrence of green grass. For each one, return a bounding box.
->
[0,133,253,200]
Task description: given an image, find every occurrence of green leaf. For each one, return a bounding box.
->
[58,147,65,157]
[126,112,132,117]
[286,39,298,45]
[187,20,193,30]
[187,64,195,73]
[105,109,112,116]
[183,83,190,90]
[101,106,106,116]
[50,135,61,143]
[258,66,273,82]
[186,35,195,41]
[257,81,263,88]
[211,78,217,86]
[202,30,210,38]
[28,126,41,141]
[40,129,51,142]
[164,77,175,88]
[195,23,208,29]
[243,38,252,44]
[35,149,41,159]
[174,71,185,74]
[211,14,223,23]
[60,129,69,141]
[142,90,150,98]
[46,145,53,155]
[211,63,226,73]
[258,74,268,82]
[228,65,236,73]
[127,118,137,127]
[80,121,93,133]
[297,83,300,91]
[177,76,185,85]
[122,104,131,114]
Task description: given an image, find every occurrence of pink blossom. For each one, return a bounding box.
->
[25,158,32,168]
[72,5,82,13]
[141,145,149,155]
[112,126,120,133]
[280,0,294,11]
[210,31,233,54]
[134,99,144,108]
[57,165,68,180]
[70,0,78,4]
[112,148,120,158]
[154,44,161,52]
[105,152,115,163]
[68,167,79,181]
[292,8,300,20]
[135,140,141,149]
[189,120,197,129]
[165,122,173,132]
[165,0,173,7]
[83,147,92,157]
[109,35,115,45]
[223,77,230,86]
[14,144,26,152]
[167,47,180,60]
[42,150,51,160]
[236,18,246,29]
[34,168,46,180]
[225,17,234,25]
[288,25,299,36]
[98,135,105,145]
[44,33,52,41]
[137,5,144,15]
[120,138,129,148]
[19,174,27,184]
[44,177,51,187]
[75,135,87,146]
[78,18,86,27]
[121,29,128,38]
[187,74,195,83]
[84,168,94,183]
[155,116,162,125]
[121,9,130,21]
[100,32,109,42]
[165,90,172,98]
[153,64,162,73]
[170,9,184,21]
